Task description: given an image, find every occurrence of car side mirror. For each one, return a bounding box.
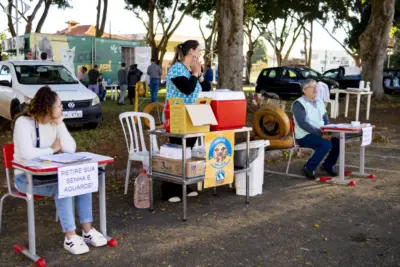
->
[0,80,11,87]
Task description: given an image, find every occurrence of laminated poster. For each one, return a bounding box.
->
[204,131,235,188]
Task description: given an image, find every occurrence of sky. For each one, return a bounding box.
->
[0,0,349,58]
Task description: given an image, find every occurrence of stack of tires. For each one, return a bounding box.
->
[252,107,294,149]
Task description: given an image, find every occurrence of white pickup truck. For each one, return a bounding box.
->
[0,60,102,128]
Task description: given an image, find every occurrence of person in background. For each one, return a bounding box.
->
[162,40,202,203]
[128,64,143,105]
[40,52,48,60]
[97,74,106,101]
[117,62,128,105]
[147,58,162,102]
[24,50,33,60]
[88,65,100,94]
[292,79,340,180]
[77,66,88,85]
[200,65,211,92]
[13,86,107,255]
[204,64,213,84]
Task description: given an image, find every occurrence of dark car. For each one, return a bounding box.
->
[324,67,400,94]
[382,68,400,94]
[255,66,339,97]
[323,67,361,89]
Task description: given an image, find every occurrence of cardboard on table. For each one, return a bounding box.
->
[169,97,218,134]
[152,156,205,179]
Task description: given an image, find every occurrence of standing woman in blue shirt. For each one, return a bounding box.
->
[162,40,202,202]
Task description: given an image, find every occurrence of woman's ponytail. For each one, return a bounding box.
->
[172,43,184,64]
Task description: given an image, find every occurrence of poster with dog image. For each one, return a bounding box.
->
[204,131,234,188]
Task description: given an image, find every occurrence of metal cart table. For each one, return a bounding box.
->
[148,127,253,221]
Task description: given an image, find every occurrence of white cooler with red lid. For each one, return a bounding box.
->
[198,90,247,131]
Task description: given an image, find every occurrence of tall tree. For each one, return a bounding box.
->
[251,39,268,64]
[95,0,108,37]
[0,0,72,36]
[243,0,267,84]
[264,11,304,66]
[190,0,218,67]
[216,0,244,91]
[125,0,194,65]
[359,0,395,99]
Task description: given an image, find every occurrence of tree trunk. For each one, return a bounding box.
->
[303,27,308,65]
[245,41,254,85]
[217,0,244,91]
[98,0,108,37]
[275,51,282,66]
[308,22,313,67]
[95,0,102,37]
[35,0,52,33]
[359,0,394,100]
[7,0,16,37]
[25,0,44,34]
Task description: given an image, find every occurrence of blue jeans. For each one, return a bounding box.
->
[14,174,93,233]
[297,134,340,172]
[149,78,160,102]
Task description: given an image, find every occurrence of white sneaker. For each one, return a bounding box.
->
[187,191,198,197]
[82,228,107,247]
[64,235,90,255]
[168,197,181,202]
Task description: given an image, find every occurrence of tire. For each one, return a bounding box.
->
[253,107,290,140]
[268,136,294,149]
[142,102,165,129]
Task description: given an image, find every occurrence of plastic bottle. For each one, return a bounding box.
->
[164,100,170,132]
[134,170,150,209]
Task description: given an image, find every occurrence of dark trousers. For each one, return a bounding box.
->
[297,134,339,172]
[161,137,198,200]
[128,85,136,104]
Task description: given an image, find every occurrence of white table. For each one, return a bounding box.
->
[320,125,376,185]
[104,84,119,101]
[330,89,373,121]
[11,152,117,266]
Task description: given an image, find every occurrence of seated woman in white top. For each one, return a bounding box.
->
[13,86,107,255]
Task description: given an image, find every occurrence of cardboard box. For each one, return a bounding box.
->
[169,97,218,134]
[160,144,191,160]
[152,156,205,179]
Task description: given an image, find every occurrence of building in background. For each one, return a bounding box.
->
[57,21,130,40]
[311,50,356,73]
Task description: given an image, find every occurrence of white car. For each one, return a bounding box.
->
[0,60,102,127]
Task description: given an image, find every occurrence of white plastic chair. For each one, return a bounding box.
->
[119,112,159,195]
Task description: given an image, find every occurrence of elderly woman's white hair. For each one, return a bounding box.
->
[301,79,317,95]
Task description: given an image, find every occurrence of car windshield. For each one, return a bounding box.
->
[14,65,79,85]
[299,68,320,79]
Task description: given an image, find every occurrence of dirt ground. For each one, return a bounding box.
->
[0,96,400,267]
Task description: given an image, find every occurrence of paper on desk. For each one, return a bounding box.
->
[39,153,91,164]
[14,159,62,169]
[324,123,354,128]
[361,127,373,146]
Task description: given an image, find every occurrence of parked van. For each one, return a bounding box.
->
[0,60,102,127]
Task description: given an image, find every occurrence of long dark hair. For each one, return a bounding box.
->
[172,40,200,64]
[15,86,58,123]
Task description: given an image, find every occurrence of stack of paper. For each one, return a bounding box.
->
[39,153,91,164]
[160,144,191,160]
